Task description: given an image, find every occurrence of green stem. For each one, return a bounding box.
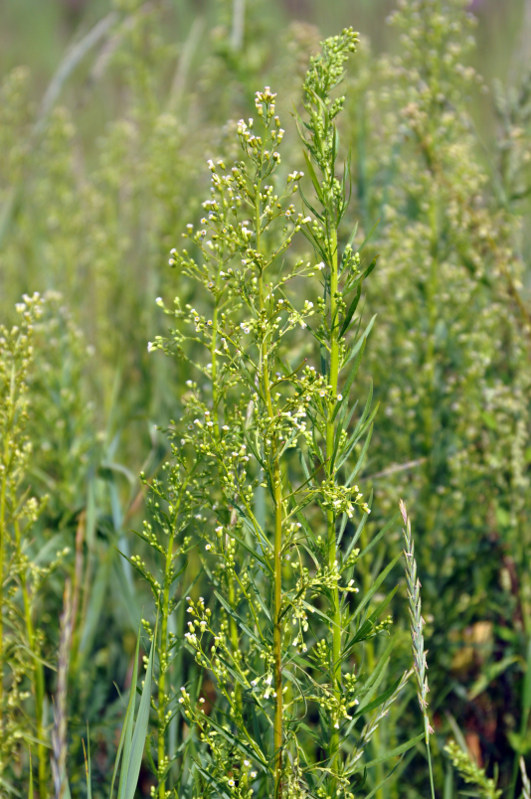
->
[211,285,243,714]
[15,518,47,798]
[425,718,436,799]
[272,454,284,799]
[158,526,175,798]
[256,187,284,798]
[158,488,186,798]
[326,226,342,784]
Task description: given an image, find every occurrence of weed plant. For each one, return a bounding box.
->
[140,28,425,799]
[0,294,51,795]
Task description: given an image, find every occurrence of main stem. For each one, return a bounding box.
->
[272,452,284,799]
[211,284,243,714]
[326,225,342,783]
[255,189,284,798]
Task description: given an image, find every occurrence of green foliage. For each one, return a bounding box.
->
[445,740,502,799]
[0,0,530,796]
[0,293,50,795]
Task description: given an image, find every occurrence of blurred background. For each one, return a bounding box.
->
[2,0,530,80]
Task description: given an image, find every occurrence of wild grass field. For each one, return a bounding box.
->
[1,1,530,797]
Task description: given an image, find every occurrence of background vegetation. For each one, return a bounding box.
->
[0,0,530,796]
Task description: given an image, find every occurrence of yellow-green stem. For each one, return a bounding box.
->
[15,518,47,798]
[158,488,185,799]
[158,537,174,797]
[272,460,284,799]
[211,291,243,712]
[256,188,284,798]
[326,227,342,782]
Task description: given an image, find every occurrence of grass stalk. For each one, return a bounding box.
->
[399,500,435,799]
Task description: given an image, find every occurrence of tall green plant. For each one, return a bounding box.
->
[144,28,422,798]
[0,293,52,797]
